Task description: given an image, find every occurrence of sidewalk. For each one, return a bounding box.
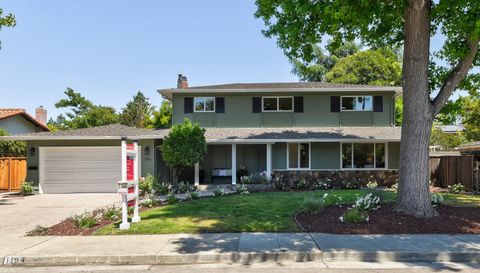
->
[2,233,480,267]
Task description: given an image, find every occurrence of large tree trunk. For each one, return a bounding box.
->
[395,0,437,217]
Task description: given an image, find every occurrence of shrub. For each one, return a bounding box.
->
[353,193,382,211]
[102,205,121,220]
[315,179,331,190]
[139,174,155,194]
[251,171,271,184]
[431,193,444,207]
[235,184,250,195]
[167,194,179,204]
[448,183,465,193]
[340,207,369,223]
[240,175,252,184]
[237,165,249,180]
[155,182,171,195]
[342,178,361,189]
[366,181,378,189]
[302,196,325,215]
[72,212,98,229]
[296,178,308,190]
[213,186,225,196]
[20,181,34,195]
[178,181,196,194]
[187,191,200,200]
[140,194,160,208]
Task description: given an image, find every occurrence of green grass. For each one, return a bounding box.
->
[95,190,479,235]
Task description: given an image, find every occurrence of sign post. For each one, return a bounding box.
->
[117,137,141,230]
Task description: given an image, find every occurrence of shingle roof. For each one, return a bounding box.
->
[0,108,50,132]
[1,124,401,142]
[187,82,396,90]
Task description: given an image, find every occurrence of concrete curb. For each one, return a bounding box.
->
[4,250,480,266]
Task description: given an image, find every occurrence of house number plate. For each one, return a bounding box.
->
[3,256,25,265]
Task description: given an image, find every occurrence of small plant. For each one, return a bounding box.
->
[366,181,378,189]
[342,178,360,189]
[187,191,200,200]
[167,193,179,204]
[139,174,155,194]
[315,179,331,190]
[235,184,250,194]
[237,165,249,179]
[240,175,252,184]
[296,178,308,190]
[155,182,171,195]
[140,194,160,208]
[72,211,98,229]
[302,196,325,215]
[20,181,34,195]
[102,205,121,220]
[340,207,369,223]
[431,193,444,207]
[26,225,49,236]
[448,183,465,193]
[353,193,382,211]
[213,186,225,196]
[178,181,196,194]
[390,183,398,191]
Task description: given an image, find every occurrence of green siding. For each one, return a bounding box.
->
[172,92,395,127]
[388,142,400,169]
[272,142,286,169]
[311,142,340,169]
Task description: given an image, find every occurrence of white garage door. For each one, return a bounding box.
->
[40,147,121,194]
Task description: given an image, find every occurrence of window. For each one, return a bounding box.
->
[288,143,310,169]
[341,143,387,169]
[262,97,293,112]
[194,97,215,112]
[341,96,373,111]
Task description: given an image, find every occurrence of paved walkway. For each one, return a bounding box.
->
[2,233,480,266]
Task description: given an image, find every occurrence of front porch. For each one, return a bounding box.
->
[179,143,273,185]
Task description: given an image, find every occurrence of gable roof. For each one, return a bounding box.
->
[0,108,50,132]
[158,82,402,99]
[0,123,401,142]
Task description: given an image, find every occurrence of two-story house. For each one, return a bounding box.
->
[2,75,401,194]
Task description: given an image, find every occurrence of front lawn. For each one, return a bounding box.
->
[95,190,479,235]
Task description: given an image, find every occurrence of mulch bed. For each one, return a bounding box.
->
[296,203,480,234]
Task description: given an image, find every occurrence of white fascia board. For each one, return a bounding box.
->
[158,87,403,99]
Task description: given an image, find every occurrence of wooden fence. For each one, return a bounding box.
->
[0,157,27,191]
[430,155,475,191]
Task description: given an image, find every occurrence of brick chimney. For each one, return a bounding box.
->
[177,74,188,89]
[35,106,47,125]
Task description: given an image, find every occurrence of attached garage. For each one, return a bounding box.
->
[39,147,121,194]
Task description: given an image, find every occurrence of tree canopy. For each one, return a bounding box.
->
[120,91,154,128]
[48,88,119,130]
[151,100,173,129]
[0,128,26,157]
[161,119,207,187]
[0,8,15,49]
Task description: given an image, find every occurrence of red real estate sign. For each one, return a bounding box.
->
[126,155,134,181]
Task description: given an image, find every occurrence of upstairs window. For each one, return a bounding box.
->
[262,97,293,112]
[341,96,373,111]
[194,97,215,112]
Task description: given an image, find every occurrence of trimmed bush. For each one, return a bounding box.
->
[20,181,34,195]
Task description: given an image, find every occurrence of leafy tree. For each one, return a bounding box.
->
[49,88,119,129]
[436,99,462,125]
[120,91,154,128]
[255,0,480,217]
[160,119,207,188]
[458,96,480,141]
[430,126,466,150]
[291,41,359,81]
[0,128,26,157]
[395,96,403,126]
[150,100,172,129]
[0,8,15,49]
[326,48,402,86]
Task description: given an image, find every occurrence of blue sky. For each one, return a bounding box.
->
[0,1,296,118]
[0,1,466,120]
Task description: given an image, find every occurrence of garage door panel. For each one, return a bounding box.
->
[41,147,122,194]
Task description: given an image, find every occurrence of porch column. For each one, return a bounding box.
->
[231,144,237,185]
[266,143,272,177]
[194,162,200,186]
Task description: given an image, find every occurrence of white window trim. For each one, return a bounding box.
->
[262,96,294,112]
[340,142,388,170]
[286,142,311,170]
[194,97,215,112]
[340,96,373,112]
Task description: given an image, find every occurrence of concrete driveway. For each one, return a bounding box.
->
[0,192,118,238]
